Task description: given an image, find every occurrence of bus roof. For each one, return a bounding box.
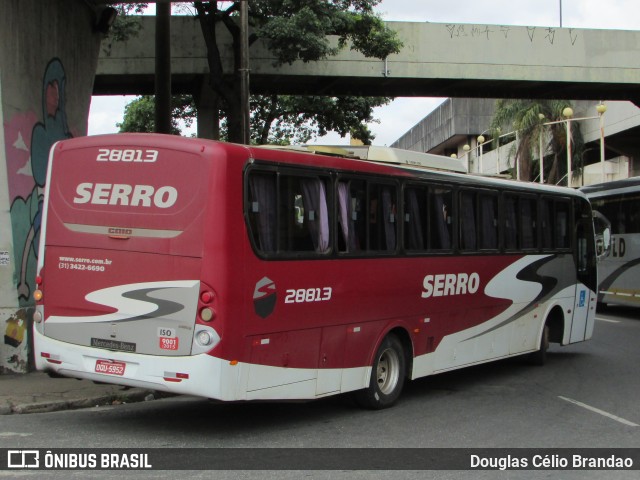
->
[253,142,587,199]
[255,144,467,173]
[581,176,640,198]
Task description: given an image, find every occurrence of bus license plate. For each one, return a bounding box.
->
[95,359,126,376]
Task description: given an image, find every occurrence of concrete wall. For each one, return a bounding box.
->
[0,0,102,373]
[392,98,496,153]
[96,18,640,102]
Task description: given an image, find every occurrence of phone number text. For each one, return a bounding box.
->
[58,262,106,272]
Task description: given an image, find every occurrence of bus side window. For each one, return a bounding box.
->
[430,187,452,251]
[248,172,277,253]
[540,198,554,249]
[338,179,397,254]
[370,184,397,252]
[521,197,537,249]
[280,175,331,254]
[337,179,365,253]
[351,180,366,252]
[299,177,330,254]
[459,190,477,251]
[404,186,427,251]
[337,181,353,252]
[505,194,518,250]
[479,193,498,250]
[555,200,570,249]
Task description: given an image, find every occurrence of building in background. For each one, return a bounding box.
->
[391,98,640,186]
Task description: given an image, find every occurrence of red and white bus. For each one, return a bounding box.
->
[34,134,597,409]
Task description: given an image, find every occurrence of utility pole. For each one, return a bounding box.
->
[155,1,172,134]
[559,0,563,27]
[239,0,250,144]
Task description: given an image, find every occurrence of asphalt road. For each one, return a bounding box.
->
[1,305,638,479]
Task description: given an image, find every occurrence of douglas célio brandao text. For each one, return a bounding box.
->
[470,453,634,470]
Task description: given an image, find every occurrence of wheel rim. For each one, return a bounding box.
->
[376,347,400,395]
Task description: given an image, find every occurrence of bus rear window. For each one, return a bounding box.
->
[45,143,209,256]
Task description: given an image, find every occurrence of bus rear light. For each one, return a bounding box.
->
[33,310,43,323]
[41,352,61,364]
[200,307,215,322]
[35,275,43,285]
[33,289,43,302]
[200,291,214,303]
[196,330,214,346]
[163,371,189,382]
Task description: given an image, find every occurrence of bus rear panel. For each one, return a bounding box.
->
[34,135,244,399]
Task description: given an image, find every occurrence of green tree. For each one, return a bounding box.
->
[119,93,389,144]
[490,99,585,185]
[193,0,402,143]
[249,94,390,145]
[117,95,196,135]
[103,3,148,46]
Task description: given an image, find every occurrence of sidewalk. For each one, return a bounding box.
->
[0,372,160,415]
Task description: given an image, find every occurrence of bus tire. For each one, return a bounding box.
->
[528,324,549,366]
[354,333,406,409]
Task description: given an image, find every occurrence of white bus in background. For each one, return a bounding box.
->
[582,177,640,307]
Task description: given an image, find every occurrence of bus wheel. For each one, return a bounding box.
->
[528,324,549,366]
[354,334,406,409]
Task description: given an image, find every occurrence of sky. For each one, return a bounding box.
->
[87,0,640,145]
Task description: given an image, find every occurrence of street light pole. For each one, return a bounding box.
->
[477,135,485,174]
[597,102,608,183]
[559,0,563,27]
[538,113,545,184]
[563,107,574,187]
[462,144,471,172]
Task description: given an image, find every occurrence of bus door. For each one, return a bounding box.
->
[570,201,597,343]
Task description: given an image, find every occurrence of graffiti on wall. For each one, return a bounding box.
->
[3,58,72,372]
[6,58,72,307]
[1,309,29,373]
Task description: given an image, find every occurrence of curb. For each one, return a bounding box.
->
[2,389,158,415]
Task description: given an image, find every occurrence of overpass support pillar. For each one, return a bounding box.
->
[0,0,102,373]
[196,77,220,140]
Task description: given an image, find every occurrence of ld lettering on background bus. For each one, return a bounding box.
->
[612,237,625,258]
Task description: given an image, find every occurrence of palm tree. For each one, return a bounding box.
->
[490,99,585,185]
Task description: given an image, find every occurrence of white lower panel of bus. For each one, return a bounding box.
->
[34,280,594,402]
[412,283,590,379]
[33,327,370,401]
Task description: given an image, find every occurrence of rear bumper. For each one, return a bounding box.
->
[33,327,238,401]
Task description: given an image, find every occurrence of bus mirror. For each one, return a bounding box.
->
[592,210,611,260]
[603,228,611,250]
[596,226,611,260]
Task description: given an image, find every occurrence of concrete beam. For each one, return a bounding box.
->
[96,17,640,103]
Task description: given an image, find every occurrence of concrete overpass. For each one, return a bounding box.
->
[96,17,640,105]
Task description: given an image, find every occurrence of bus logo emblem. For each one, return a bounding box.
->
[253,277,276,319]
